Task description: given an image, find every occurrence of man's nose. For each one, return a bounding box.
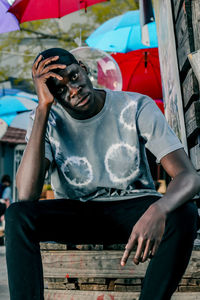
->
[69,86,81,98]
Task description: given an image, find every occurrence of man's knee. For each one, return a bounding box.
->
[5,202,22,222]
[5,202,32,231]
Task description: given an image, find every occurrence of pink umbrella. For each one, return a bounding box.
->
[0,0,20,34]
[9,0,107,23]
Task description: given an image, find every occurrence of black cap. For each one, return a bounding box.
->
[35,48,79,66]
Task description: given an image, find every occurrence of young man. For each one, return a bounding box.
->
[0,175,12,229]
[0,175,12,206]
[5,48,200,300]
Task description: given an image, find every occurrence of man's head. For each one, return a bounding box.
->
[34,48,97,119]
[1,175,11,186]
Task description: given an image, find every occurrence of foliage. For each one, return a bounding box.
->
[0,19,71,83]
[0,0,139,87]
[88,0,139,24]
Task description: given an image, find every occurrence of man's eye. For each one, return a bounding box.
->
[72,73,78,81]
[57,87,65,94]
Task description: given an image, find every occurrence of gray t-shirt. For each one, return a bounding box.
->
[26,90,183,202]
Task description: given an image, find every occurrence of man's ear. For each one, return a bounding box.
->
[79,60,89,74]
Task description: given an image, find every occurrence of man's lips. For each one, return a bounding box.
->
[75,94,90,107]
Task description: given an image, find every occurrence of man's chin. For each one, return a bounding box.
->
[60,99,91,114]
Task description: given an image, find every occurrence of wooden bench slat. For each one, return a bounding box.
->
[42,250,148,278]
[42,250,200,279]
[44,290,200,300]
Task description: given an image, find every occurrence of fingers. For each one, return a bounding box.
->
[33,54,43,71]
[32,55,43,77]
[40,63,66,75]
[121,237,161,267]
[41,71,63,82]
[32,55,66,78]
[34,55,58,72]
[121,235,137,266]
[151,240,160,256]
[136,238,161,263]
[142,239,153,262]
[121,247,131,267]
[133,237,146,265]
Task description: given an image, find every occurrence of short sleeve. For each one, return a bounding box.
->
[25,110,53,163]
[136,96,183,163]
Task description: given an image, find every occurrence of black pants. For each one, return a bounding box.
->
[5,196,199,300]
[0,202,6,218]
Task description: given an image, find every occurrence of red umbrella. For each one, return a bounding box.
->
[154,99,164,114]
[9,0,107,23]
[111,48,162,100]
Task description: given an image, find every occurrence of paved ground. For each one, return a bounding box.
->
[0,245,10,300]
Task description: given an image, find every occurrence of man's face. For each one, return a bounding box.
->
[50,63,95,117]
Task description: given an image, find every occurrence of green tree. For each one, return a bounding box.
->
[0,0,138,87]
[88,0,138,24]
[0,19,73,82]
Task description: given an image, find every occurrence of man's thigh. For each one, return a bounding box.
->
[100,195,161,244]
[33,199,106,243]
[13,196,160,244]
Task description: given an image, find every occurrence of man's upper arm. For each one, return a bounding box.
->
[137,97,183,163]
[160,148,197,178]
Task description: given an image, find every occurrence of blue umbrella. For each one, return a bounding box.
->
[0,89,38,129]
[86,10,158,53]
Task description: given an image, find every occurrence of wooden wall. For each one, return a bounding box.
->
[171,0,200,173]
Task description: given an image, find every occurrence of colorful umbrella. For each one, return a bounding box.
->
[111,48,162,99]
[0,89,38,129]
[154,99,164,114]
[0,0,20,34]
[139,0,155,46]
[9,0,107,23]
[70,46,122,91]
[86,10,158,53]
[8,111,33,129]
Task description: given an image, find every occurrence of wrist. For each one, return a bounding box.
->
[37,102,52,113]
[34,103,51,126]
[150,201,168,218]
[37,100,52,108]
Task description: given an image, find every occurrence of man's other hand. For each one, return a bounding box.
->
[121,203,166,266]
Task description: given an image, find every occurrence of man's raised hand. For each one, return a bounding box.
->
[32,55,66,107]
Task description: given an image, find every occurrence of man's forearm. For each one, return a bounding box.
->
[16,105,51,201]
[153,171,200,215]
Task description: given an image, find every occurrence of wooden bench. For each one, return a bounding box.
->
[41,240,200,300]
